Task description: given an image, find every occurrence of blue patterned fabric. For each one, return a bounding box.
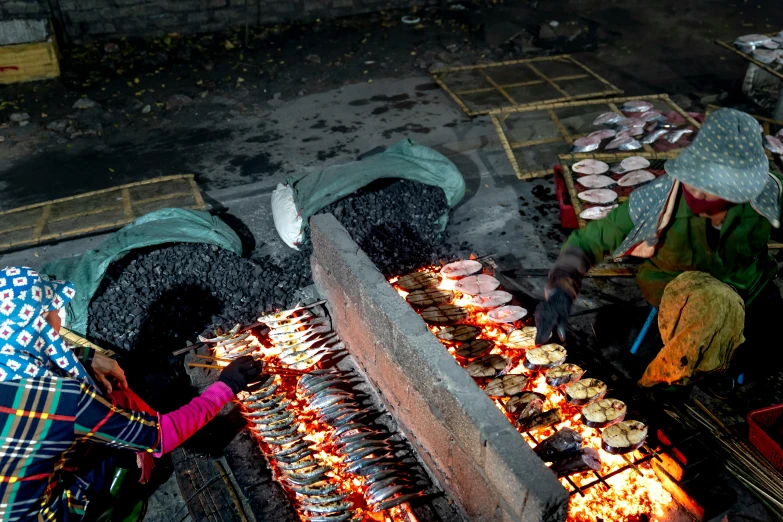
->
[666,108,769,202]
[613,109,780,259]
[0,267,95,386]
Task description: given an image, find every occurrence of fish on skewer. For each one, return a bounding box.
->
[279,334,340,357]
[258,300,327,324]
[272,324,333,343]
[199,324,240,343]
[270,317,331,336]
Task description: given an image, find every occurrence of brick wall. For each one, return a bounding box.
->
[0,0,448,40]
[310,213,569,522]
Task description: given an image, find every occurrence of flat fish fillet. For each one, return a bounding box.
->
[572,159,609,175]
[621,100,653,112]
[639,110,666,122]
[565,378,607,404]
[577,189,618,204]
[577,175,615,189]
[468,291,512,310]
[454,274,500,295]
[764,135,783,155]
[441,260,482,279]
[581,398,627,427]
[601,420,648,454]
[466,354,511,378]
[588,129,616,141]
[617,170,656,187]
[619,156,651,171]
[571,136,600,153]
[580,204,618,220]
[615,117,645,128]
[605,136,637,150]
[753,48,778,64]
[487,305,527,324]
[505,326,536,349]
[593,112,622,126]
[525,344,567,369]
[736,34,771,45]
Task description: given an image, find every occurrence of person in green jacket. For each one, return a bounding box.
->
[535,108,782,387]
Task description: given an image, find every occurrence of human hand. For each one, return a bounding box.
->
[219,356,265,394]
[91,353,128,394]
[534,289,573,345]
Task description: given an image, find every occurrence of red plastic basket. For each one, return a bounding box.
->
[747,403,783,471]
[554,164,579,229]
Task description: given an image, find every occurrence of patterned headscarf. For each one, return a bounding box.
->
[0,267,95,385]
[613,109,780,260]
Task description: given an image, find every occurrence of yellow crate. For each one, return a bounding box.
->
[0,39,60,84]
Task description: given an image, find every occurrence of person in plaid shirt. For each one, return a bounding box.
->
[0,267,264,522]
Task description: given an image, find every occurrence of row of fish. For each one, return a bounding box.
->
[297,371,429,513]
[734,32,783,65]
[260,302,347,370]
[570,100,694,153]
[240,372,359,522]
[571,157,659,221]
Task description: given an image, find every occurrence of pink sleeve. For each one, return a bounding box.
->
[154,382,234,456]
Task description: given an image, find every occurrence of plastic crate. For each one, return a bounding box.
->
[747,403,783,471]
[553,164,578,229]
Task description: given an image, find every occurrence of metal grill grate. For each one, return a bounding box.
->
[433,55,623,117]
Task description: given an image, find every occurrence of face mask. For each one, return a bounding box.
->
[682,185,732,216]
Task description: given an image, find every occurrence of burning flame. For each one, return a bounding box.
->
[212,326,416,522]
[392,267,673,522]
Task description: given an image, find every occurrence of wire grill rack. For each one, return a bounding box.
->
[432,55,623,117]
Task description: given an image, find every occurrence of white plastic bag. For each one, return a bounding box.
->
[271,183,303,250]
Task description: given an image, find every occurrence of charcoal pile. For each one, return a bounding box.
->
[88,180,458,352]
[312,179,462,276]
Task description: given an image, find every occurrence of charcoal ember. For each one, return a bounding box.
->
[311,179,455,276]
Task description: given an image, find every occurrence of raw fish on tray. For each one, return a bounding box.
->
[614,156,650,173]
[578,189,618,204]
[666,128,693,144]
[587,129,616,141]
[580,205,618,220]
[639,110,666,123]
[620,100,653,112]
[572,159,609,175]
[593,112,622,126]
[577,175,615,189]
[617,170,656,187]
[765,135,783,155]
[605,136,641,150]
[570,136,601,153]
[641,128,669,144]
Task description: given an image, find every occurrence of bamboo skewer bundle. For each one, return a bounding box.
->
[682,400,783,519]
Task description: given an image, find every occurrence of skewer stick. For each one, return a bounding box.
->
[171,320,268,356]
[186,362,312,376]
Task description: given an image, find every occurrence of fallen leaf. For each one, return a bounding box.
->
[196,79,203,85]
[225,40,235,50]
[134,77,140,84]
[109,168,115,172]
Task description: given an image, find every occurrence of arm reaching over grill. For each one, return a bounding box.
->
[74,356,266,457]
[535,203,635,345]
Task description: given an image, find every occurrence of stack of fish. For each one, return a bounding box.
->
[260,301,347,370]
[200,325,257,359]
[764,130,783,156]
[572,156,658,220]
[298,372,428,512]
[734,32,783,65]
[240,372,358,521]
[571,99,694,153]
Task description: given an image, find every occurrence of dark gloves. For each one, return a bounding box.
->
[534,247,591,345]
[219,356,265,394]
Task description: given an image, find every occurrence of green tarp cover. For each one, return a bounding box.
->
[43,208,242,335]
[289,138,466,233]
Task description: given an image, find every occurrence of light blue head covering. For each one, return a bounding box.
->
[665,108,768,203]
